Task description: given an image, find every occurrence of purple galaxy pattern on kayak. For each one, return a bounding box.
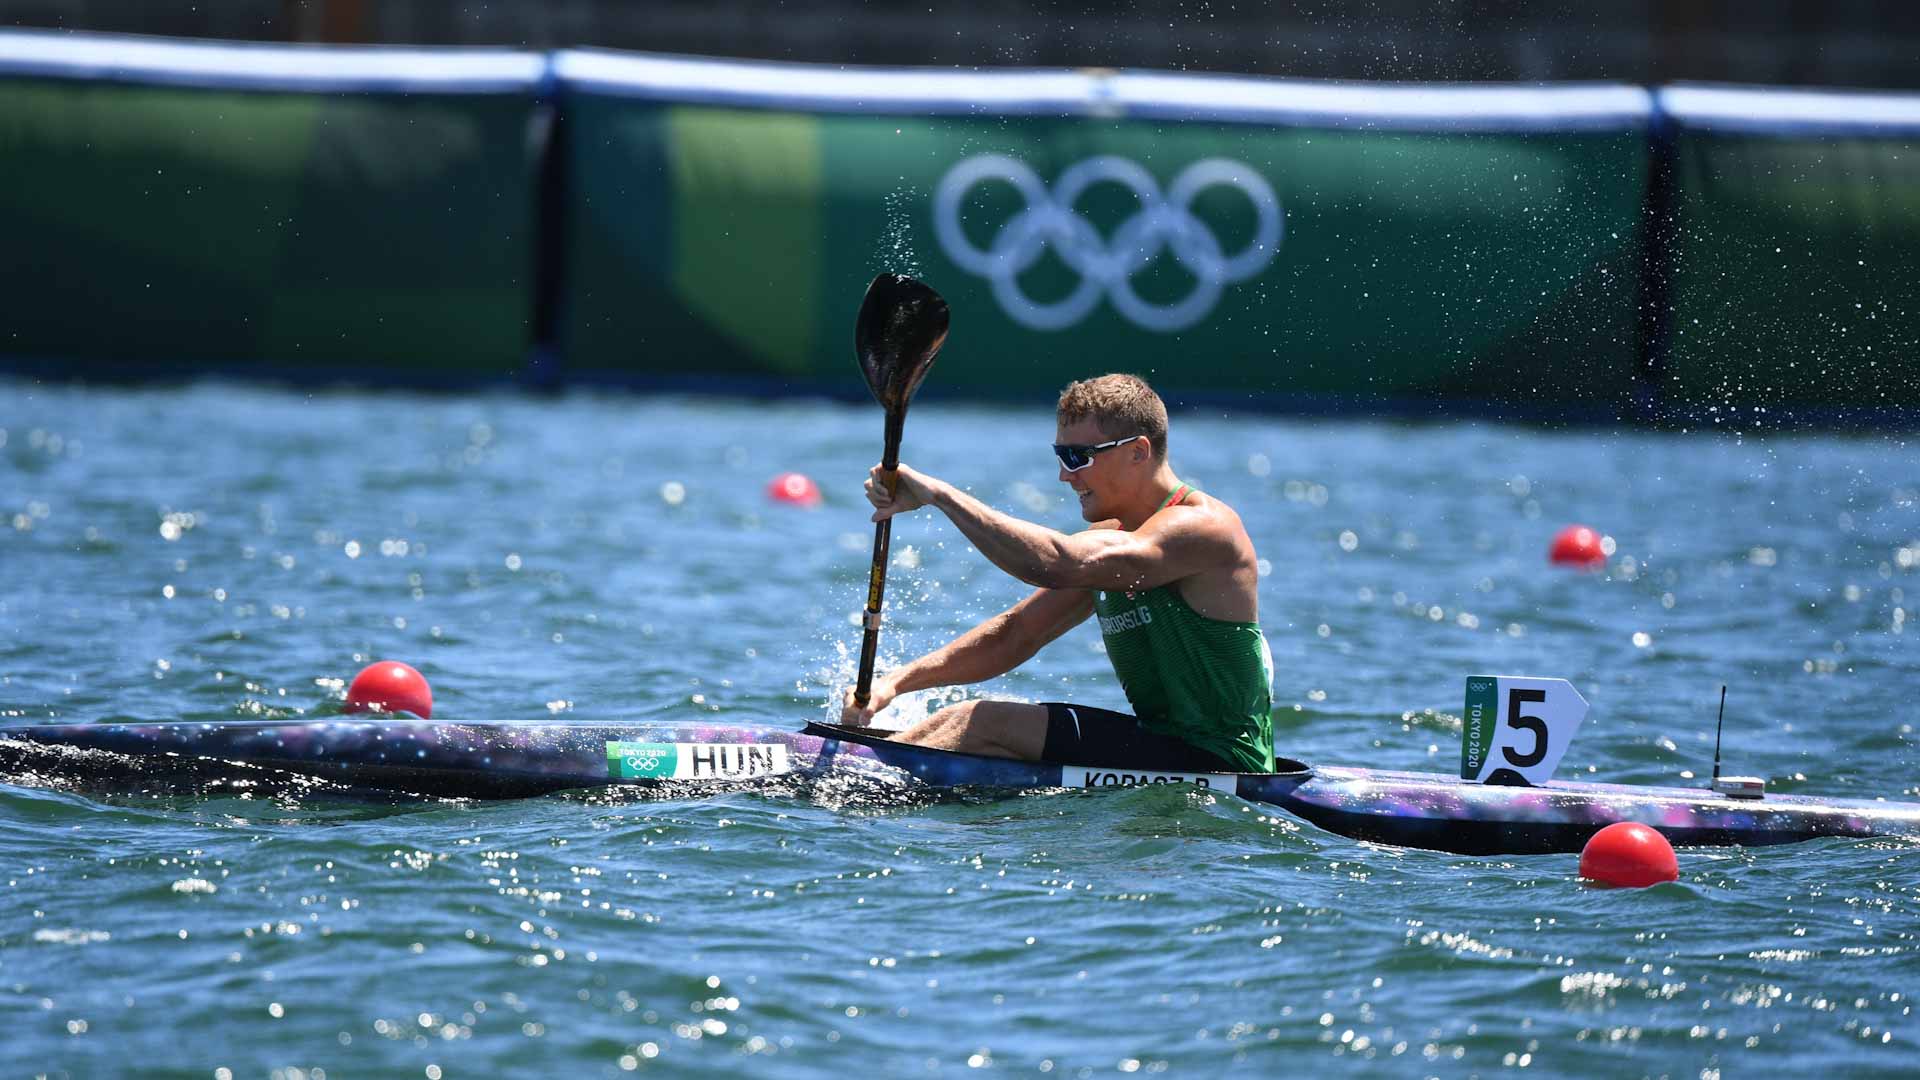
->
[2,719,1917,855]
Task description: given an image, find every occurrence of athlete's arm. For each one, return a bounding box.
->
[868,464,1235,593]
[841,586,1093,724]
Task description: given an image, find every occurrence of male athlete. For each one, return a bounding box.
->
[841,374,1277,773]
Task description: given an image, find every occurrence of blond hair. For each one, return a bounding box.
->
[1057,374,1168,462]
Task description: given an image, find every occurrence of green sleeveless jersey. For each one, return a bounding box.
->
[1092,485,1277,772]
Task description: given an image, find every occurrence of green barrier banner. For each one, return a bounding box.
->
[0,35,543,378]
[12,37,1920,421]
[562,63,1650,410]
[1659,87,1920,421]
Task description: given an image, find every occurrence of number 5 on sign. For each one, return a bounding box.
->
[1460,676,1588,786]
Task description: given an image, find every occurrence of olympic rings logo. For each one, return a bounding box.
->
[618,748,665,771]
[932,154,1282,333]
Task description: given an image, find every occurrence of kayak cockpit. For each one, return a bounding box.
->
[800,720,1313,779]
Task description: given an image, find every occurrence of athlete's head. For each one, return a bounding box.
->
[1054,374,1169,521]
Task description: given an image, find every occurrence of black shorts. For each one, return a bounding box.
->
[1040,702,1239,772]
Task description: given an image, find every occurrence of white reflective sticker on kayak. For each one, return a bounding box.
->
[1060,767,1236,791]
[606,742,790,781]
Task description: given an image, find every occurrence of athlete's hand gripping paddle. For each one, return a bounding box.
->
[852,273,950,711]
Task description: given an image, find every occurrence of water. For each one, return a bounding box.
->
[3,381,1917,1077]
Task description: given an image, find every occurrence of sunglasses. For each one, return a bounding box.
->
[1052,436,1141,472]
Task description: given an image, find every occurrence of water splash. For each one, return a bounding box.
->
[873,184,923,278]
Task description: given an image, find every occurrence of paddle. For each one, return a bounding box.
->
[852,273,951,710]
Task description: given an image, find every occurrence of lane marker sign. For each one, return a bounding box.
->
[1461,675,1588,786]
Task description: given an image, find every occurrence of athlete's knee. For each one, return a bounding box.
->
[932,700,980,722]
[890,699,1041,758]
[957,701,1047,759]
[919,700,977,734]
[891,701,974,745]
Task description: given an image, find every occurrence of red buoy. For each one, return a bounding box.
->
[343,661,433,719]
[767,472,822,507]
[1579,822,1678,888]
[1549,524,1612,568]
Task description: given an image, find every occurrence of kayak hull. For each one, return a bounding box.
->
[4,718,1917,855]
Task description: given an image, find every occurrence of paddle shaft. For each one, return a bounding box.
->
[853,410,907,708]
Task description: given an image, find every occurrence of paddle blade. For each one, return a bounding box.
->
[856,273,950,413]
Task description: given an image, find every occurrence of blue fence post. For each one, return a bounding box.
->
[526,51,568,389]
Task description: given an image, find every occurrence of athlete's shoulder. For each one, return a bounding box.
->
[1163,490,1255,560]
[1163,489,1244,530]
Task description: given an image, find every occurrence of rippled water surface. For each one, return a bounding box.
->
[3,382,1918,1077]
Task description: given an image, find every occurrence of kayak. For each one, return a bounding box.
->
[4,717,1917,855]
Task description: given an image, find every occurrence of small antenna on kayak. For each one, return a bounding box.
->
[1711,684,1726,785]
[1709,683,1767,800]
